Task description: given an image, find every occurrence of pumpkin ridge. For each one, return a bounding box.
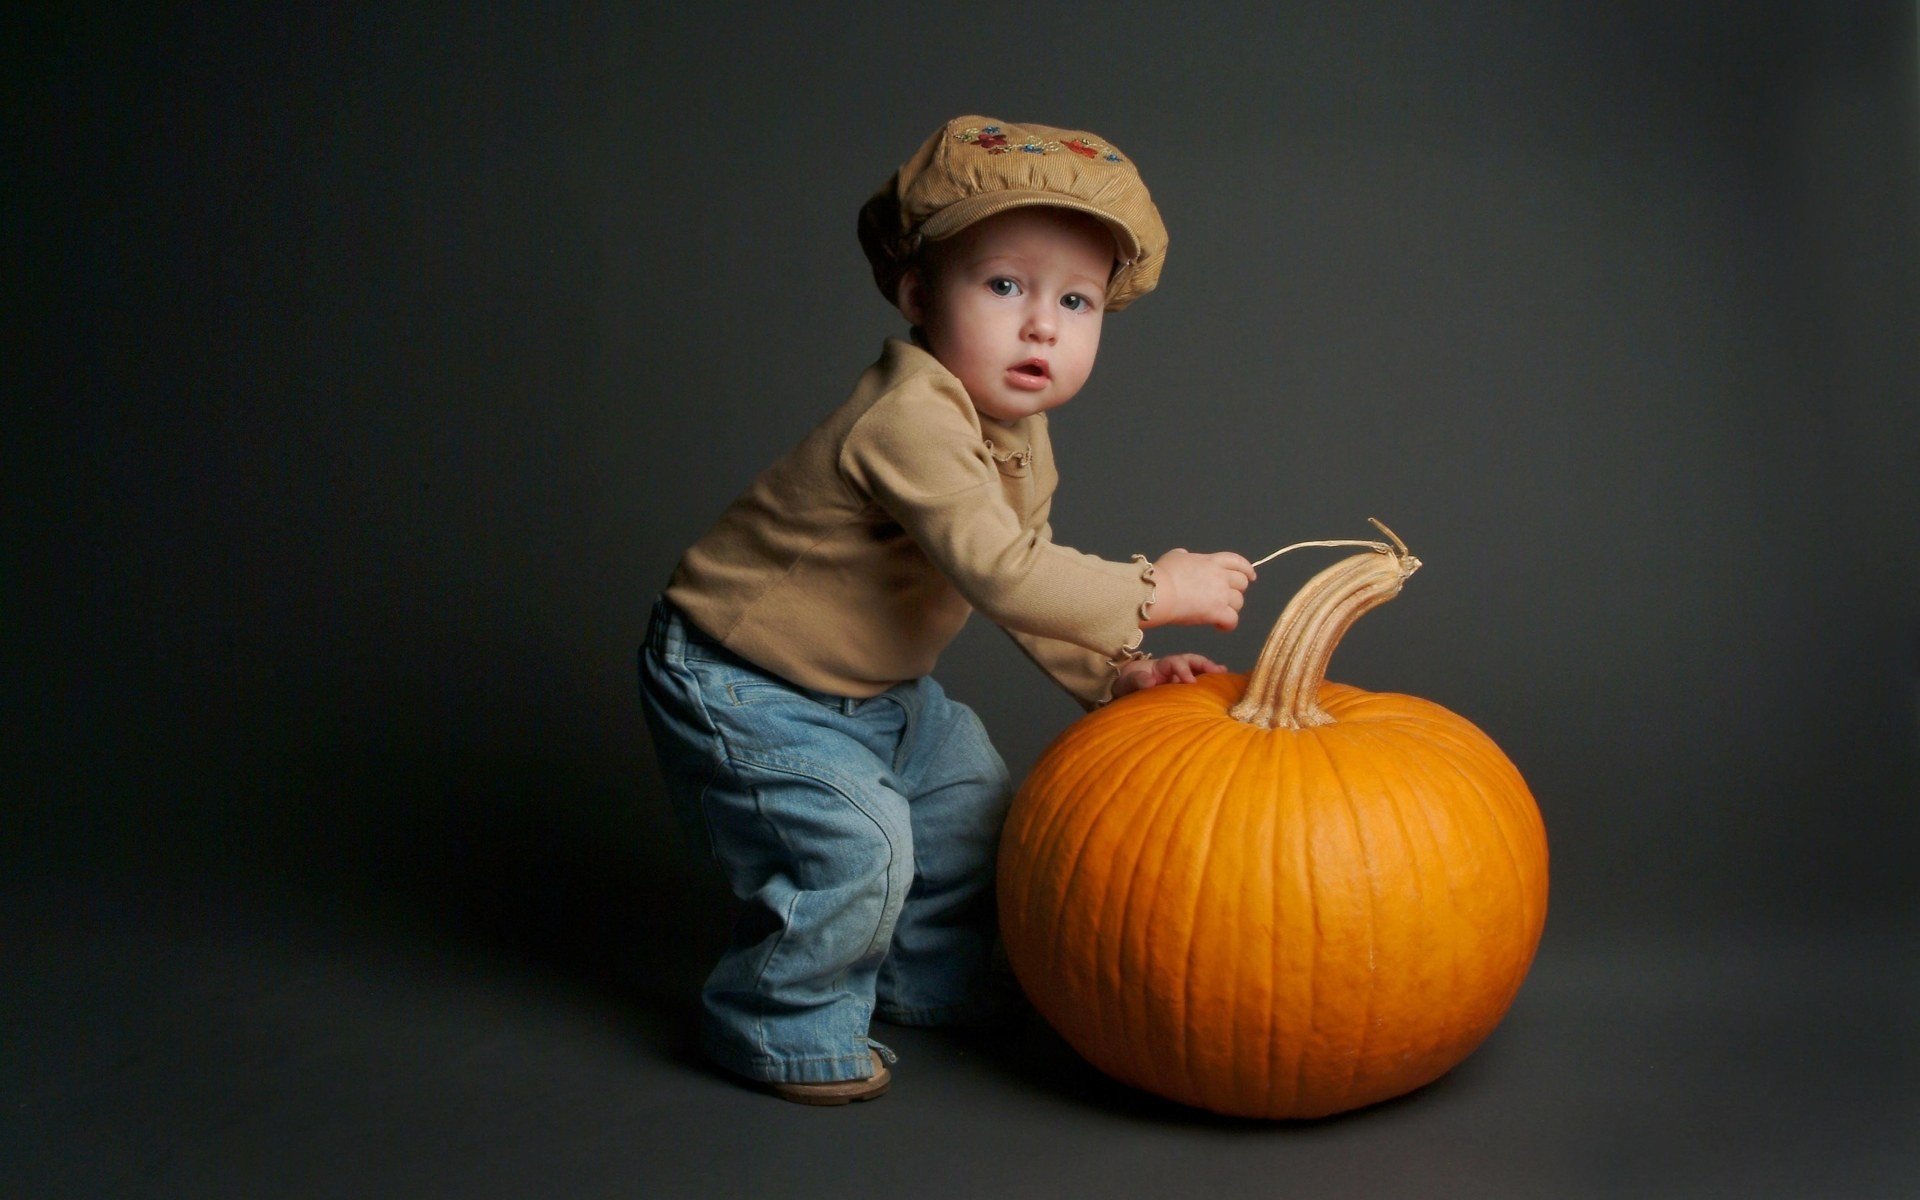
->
[1349,695,1503,760]
[1448,734,1547,947]
[1351,723,1437,927]
[1291,735,1322,1110]
[1004,722,1136,1012]
[1013,712,1170,930]
[1387,716,1540,927]
[1356,722,1471,1092]
[1384,735,1487,905]
[1173,720,1265,1107]
[1229,728,1282,1113]
[1107,719,1244,1086]
[1353,721,1458,1073]
[1417,717,1541,836]
[1398,723,1540,1028]
[1000,750,1065,939]
[1355,701,1505,743]
[1319,689,1465,730]
[1307,725,1382,1106]
[1127,715,1249,1095]
[1039,711,1217,1072]
[1088,714,1223,1076]
[1260,728,1292,1115]
[1402,704,1526,765]
[1030,719,1167,928]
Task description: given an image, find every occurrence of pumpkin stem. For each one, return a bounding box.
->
[1229,520,1421,730]
[1368,516,1410,557]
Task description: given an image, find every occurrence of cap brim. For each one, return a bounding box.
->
[916,191,1144,264]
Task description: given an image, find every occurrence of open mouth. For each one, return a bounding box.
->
[1011,359,1050,380]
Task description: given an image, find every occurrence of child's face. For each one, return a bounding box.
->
[901,207,1115,425]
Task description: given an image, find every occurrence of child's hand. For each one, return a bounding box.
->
[1114,653,1230,698]
[1145,549,1257,631]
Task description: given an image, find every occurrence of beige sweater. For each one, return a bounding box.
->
[664,338,1153,709]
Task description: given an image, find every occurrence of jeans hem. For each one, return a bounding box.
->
[701,1028,883,1084]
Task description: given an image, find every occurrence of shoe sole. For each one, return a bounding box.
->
[768,1052,892,1106]
[770,1075,890,1106]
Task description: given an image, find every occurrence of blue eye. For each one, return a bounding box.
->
[1061,293,1092,312]
[988,277,1019,297]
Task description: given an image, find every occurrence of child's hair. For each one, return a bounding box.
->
[857,115,1167,315]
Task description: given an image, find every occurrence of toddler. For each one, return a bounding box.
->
[638,116,1256,1104]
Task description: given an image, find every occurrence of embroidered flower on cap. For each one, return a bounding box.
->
[953,124,1125,163]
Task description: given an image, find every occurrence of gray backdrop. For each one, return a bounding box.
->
[11,3,1917,1197]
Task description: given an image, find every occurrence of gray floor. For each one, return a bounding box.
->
[8,852,1914,1200]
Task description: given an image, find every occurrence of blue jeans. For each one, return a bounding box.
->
[638,598,1015,1084]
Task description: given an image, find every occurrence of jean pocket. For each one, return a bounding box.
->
[721,674,850,713]
[725,679,804,707]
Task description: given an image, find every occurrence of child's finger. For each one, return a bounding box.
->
[1216,552,1257,582]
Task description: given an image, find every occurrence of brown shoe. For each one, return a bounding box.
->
[767,1049,892,1106]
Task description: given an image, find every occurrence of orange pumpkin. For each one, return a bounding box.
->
[997,529,1548,1119]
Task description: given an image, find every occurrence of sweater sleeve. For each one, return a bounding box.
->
[839,376,1150,660]
[1001,513,1138,710]
[1002,624,1124,711]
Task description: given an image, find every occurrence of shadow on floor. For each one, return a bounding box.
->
[255,750,730,1075]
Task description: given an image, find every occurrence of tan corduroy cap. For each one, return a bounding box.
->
[858,116,1168,312]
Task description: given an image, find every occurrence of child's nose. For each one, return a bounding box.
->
[1023,303,1057,342]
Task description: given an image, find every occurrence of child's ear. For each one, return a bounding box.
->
[896,267,927,326]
